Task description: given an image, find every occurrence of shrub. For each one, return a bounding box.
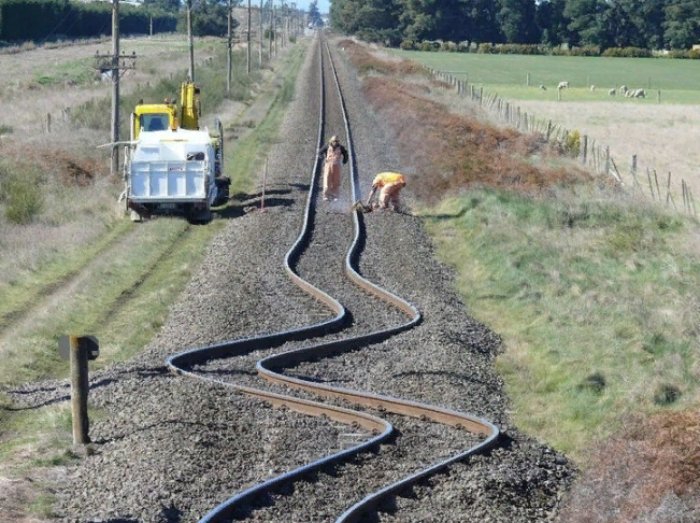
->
[400,39,415,50]
[0,168,44,225]
[419,40,440,52]
[564,130,581,158]
[569,45,601,56]
[578,372,606,394]
[602,47,652,58]
[654,384,681,405]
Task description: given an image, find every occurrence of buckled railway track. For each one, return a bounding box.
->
[167,35,500,522]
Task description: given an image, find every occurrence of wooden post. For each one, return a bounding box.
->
[682,180,688,213]
[246,0,252,74]
[46,113,51,133]
[259,0,263,67]
[111,0,120,178]
[261,158,267,212]
[605,146,610,177]
[630,155,640,189]
[665,172,675,208]
[582,135,588,165]
[186,0,195,81]
[526,72,530,86]
[227,0,232,94]
[653,169,661,199]
[546,120,552,141]
[647,168,655,200]
[688,186,697,217]
[69,336,90,445]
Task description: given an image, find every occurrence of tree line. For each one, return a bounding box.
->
[329,0,700,51]
[0,0,176,43]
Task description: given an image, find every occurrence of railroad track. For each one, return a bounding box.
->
[167,35,500,522]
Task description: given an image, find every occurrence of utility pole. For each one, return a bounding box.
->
[246,0,251,74]
[227,0,232,94]
[269,0,274,59]
[94,1,136,177]
[187,0,195,81]
[110,0,120,177]
[259,0,263,67]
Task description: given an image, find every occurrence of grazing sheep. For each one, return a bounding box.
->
[590,85,596,91]
[557,81,569,89]
[619,84,628,95]
[539,84,547,90]
[608,88,616,96]
[632,88,646,98]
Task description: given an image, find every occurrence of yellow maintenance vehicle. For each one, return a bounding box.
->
[123,81,229,223]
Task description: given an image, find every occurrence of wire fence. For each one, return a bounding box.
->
[426,67,698,218]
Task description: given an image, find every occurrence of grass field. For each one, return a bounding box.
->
[391,50,700,104]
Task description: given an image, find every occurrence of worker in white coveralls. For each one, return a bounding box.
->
[366,171,407,211]
[317,135,348,201]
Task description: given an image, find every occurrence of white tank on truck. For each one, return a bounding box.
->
[123,81,229,223]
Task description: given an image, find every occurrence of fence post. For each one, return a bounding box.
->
[653,169,661,199]
[582,135,588,165]
[666,172,675,209]
[647,168,655,200]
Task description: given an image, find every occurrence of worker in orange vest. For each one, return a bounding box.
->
[317,135,348,201]
[366,171,407,211]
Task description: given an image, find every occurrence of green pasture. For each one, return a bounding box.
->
[392,50,700,104]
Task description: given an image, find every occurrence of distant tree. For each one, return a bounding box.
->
[564,0,609,47]
[180,0,234,36]
[143,0,182,14]
[536,0,571,46]
[308,0,323,26]
[467,0,501,43]
[497,0,539,44]
[664,0,700,49]
[331,0,402,44]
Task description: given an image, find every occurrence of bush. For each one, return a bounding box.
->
[602,47,652,58]
[654,384,681,405]
[569,45,601,56]
[564,130,581,158]
[400,39,415,50]
[419,40,440,52]
[0,167,44,225]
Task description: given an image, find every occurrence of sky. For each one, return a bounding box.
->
[295,0,330,15]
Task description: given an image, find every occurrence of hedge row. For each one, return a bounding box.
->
[0,0,176,43]
[399,40,700,59]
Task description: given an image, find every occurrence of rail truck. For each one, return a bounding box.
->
[123,81,230,223]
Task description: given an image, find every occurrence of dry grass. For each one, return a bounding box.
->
[558,411,700,522]
[517,100,700,201]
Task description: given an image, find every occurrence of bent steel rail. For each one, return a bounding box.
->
[167,36,500,523]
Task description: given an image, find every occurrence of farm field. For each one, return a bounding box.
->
[390,49,700,202]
